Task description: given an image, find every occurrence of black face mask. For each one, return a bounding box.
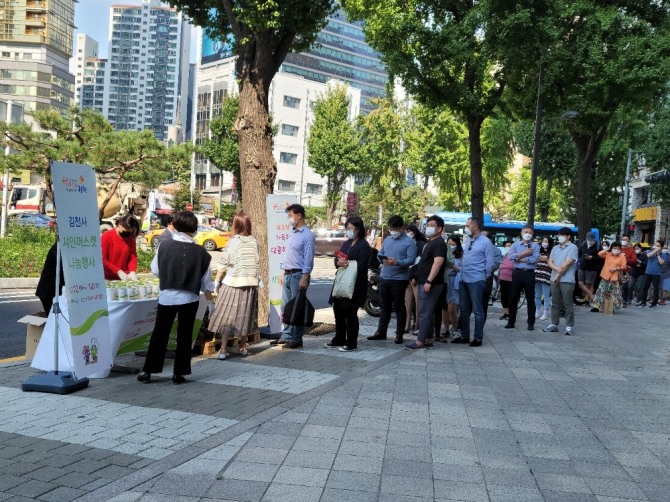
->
[120,231,132,238]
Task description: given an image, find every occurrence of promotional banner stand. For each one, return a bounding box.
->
[22,221,89,394]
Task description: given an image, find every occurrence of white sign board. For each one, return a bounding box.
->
[51,162,112,378]
[266,194,298,333]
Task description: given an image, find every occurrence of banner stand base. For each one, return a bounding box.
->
[21,371,89,395]
[258,325,282,340]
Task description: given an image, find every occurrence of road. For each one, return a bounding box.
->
[0,257,338,360]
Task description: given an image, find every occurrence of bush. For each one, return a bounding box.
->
[136,247,154,273]
[0,225,56,278]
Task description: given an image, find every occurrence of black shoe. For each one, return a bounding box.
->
[324,341,344,348]
[283,341,303,349]
[451,337,470,344]
[394,336,404,344]
[527,324,534,331]
[137,372,151,383]
[270,338,288,345]
[172,375,186,385]
[590,308,600,313]
[504,323,515,329]
[499,314,509,320]
[367,333,387,340]
[649,304,657,308]
[469,340,482,347]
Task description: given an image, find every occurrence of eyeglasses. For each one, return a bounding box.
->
[468,240,474,251]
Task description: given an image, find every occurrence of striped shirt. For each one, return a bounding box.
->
[219,235,259,287]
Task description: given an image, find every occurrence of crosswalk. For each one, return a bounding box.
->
[0,289,40,304]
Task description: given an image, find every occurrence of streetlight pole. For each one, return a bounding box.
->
[619,149,632,238]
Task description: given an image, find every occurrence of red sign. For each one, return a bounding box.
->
[185,203,193,211]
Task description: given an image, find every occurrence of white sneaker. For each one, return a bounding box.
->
[539,312,548,321]
[565,327,574,336]
[338,346,357,352]
[239,348,248,356]
[542,324,558,333]
[217,352,227,360]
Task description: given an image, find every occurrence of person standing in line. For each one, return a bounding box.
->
[156,214,175,246]
[101,214,140,281]
[498,240,515,321]
[577,231,601,303]
[404,225,426,335]
[325,216,371,352]
[629,243,648,304]
[209,211,259,360]
[368,215,417,345]
[637,240,666,308]
[137,211,215,384]
[406,215,447,350]
[660,244,670,305]
[272,204,316,349]
[534,237,553,321]
[481,230,502,320]
[505,226,540,331]
[443,235,464,340]
[543,227,579,335]
[453,217,496,347]
[619,235,637,307]
[590,241,628,312]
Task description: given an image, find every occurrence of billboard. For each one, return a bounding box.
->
[201,31,234,65]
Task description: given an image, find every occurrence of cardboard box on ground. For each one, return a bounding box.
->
[17,312,48,359]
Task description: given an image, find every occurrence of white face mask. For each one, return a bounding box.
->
[612,249,620,255]
[558,235,567,244]
[464,227,473,236]
[406,231,414,239]
[635,249,641,254]
[602,245,609,251]
[542,242,549,248]
[390,230,400,238]
[522,233,533,242]
[652,245,659,250]
[288,216,297,228]
[621,240,629,246]
[449,244,456,251]
[502,248,509,255]
[346,229,355,239]
[424,226,436,237]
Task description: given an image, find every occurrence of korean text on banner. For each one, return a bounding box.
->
[51,161,112,378]
[266,194,298,333]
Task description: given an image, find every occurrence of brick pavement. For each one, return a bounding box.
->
[1,295,670,501]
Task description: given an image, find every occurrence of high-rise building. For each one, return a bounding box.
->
[0,0,75,112]
[74,0,191,142]
[281,9,387,113]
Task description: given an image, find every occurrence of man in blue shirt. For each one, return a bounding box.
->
[637,240,666,308]
[453,216,496,347]
[504,226,541,330]
[368,215,417,344]
[273,204,316,349]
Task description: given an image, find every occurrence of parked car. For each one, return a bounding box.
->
[193,225,232,251]
[313,229,347,256]
[10,212,55,228]
[144,227,167,249]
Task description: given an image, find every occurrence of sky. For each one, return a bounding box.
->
[72,0,197,62]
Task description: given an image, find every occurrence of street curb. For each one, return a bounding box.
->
[0,278,39,290]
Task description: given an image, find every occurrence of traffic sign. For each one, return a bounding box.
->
[185,203,193,211]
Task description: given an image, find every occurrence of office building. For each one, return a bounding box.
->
[74,0,191,142]
[0,0,75,112]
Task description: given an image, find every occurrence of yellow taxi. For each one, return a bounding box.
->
[145,228,167,249]
[193,225,232,251]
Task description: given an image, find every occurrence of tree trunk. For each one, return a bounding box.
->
[467,115,485,219]
[235,57,276,328]
[571,128,607,243]
[540,176,553,222]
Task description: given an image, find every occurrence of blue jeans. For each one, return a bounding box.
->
[281,272,309,342]
[535,282,551,310]
[459,280,486,341]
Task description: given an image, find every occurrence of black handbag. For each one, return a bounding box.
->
[282,289,315,327]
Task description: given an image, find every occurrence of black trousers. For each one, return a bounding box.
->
[483,275,494,319]
[638,274,660,306]
[377,278,408,337]
[500,279,512,309]
[508,269,536,326]
[332,302,360,349]
[142,300,199,376]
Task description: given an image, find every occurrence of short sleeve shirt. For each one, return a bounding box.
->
[549,242,579,283]
[416,237,448,284]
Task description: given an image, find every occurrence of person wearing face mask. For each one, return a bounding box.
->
[274,204,316,349]
[368,215,417,344]
[137,211,215,384]
[534,237,553,321]
[325,216,370,351]
[543,227,579,335]
[480,230,502,320]
[660,245,670,305]
[442,235,465,338]
[453,216,496,347]
[637,240,667,308]
[629,243,648,304]
[504,226,541,331]
[618,235,637,307]
[404,225,426,335]
[577,231,601,303]
[101,213,140,280]
[590,241,627,313]
[498,241,515,321]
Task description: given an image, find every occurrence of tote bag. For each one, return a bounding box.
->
[332,265,358,299]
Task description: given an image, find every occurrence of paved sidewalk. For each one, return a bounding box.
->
[1,300,670,501]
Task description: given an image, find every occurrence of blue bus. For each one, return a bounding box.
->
[432,212,600,245]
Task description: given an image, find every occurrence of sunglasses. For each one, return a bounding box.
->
[468,240,474,251]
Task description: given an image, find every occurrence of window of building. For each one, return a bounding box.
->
[283,95,301,109]
[281,124,299,137]
[278,180,296,192]
[23,53,32,60]
[306,183,322,195]
[279,152,298,164]
[2,52,10,57]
